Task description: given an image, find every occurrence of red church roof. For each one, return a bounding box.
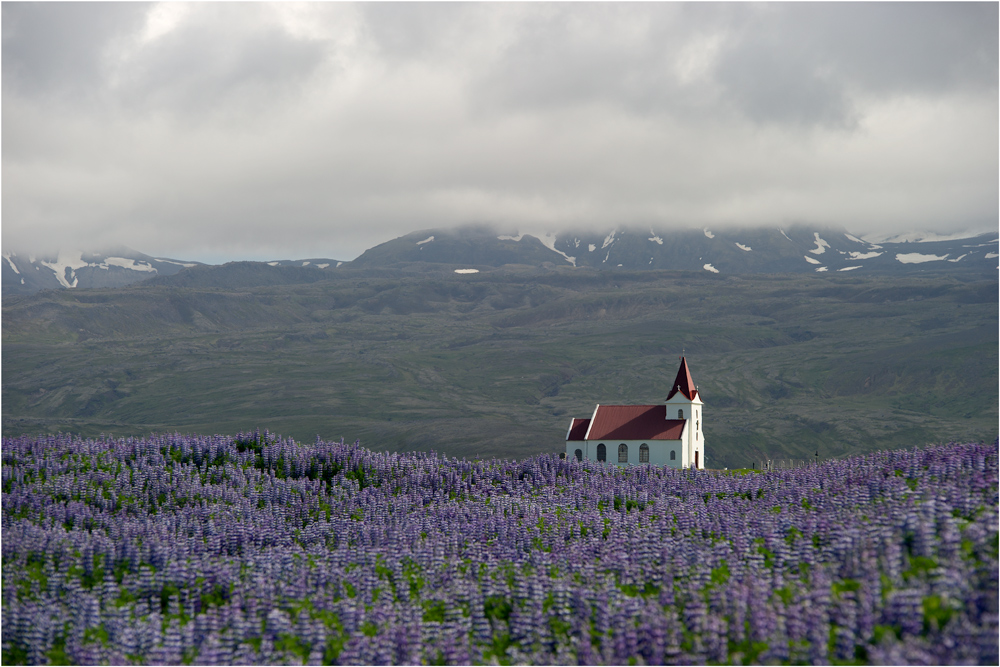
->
[566,418,590,441]
[666,356,698,401]
[584,405,686,441]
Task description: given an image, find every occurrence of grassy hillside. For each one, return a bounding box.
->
[3,267,996,468]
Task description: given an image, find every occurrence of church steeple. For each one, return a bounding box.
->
[664,356,705,470]
[666,356,698,401]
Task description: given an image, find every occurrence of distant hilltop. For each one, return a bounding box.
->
[352,224,998,275]
[3,225,997,295]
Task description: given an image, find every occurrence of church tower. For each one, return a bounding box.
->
[665,357,704,469]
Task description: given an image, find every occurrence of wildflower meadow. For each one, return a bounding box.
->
[2,432,997,665]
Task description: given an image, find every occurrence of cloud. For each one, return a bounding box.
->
[2,2,148,100]
[2,2,996,262]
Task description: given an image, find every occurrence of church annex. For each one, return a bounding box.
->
[565,357,704,469]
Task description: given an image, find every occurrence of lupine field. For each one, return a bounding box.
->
[2,433,997,666]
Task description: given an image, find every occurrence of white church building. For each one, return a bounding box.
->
[565,357,705,469]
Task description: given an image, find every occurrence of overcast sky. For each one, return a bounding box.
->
[3,2,997,263]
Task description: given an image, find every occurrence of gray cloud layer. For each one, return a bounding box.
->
[4,2,997,262]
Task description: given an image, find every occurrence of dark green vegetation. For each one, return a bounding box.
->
[3,266,996,468]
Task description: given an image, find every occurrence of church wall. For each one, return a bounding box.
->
[566,440,686,467]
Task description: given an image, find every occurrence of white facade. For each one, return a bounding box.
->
[566,436,688,468]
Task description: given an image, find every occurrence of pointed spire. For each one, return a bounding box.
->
[666,357,698,401]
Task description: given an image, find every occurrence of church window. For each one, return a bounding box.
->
[574,449,583,461]
[639,444,649,463]
[670,450,676,461]
[597,443,606,462]
[618,444,628,463]
[678,409,684,419]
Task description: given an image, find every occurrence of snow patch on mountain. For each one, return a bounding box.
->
[156,258,197,268]
[985,252,998,259]
[602,231,616,249]
[896,252,948,264]
[868,230,987,244]
[104,257,156,273]
[804,256,822,265]
[844,233,867,245]
[588,244,596,252]
[648,230,663,245]
[40,251,90,288]
[268,262,279,266]
[838,266,862,272]
[454,269,479,274]
[735,243,751,252]
[417,236,435,245]
[846,251,882,260]
[778,229,792,242]
[703,229,715,239]
[498,233,525,242]
[534,232,576,266]
[808,233,831,255]
[947,255,967,263]
[703,263,719,273]
[3,252,20,274]
[815,266,828,272]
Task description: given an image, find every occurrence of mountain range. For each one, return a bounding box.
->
[3,225,996,295]
[2,248,202,296]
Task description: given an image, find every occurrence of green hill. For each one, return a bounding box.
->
[3,268,996,468]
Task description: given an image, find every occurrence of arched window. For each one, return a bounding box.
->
[618,443,628,463]
[670,450,676,461]
[597,443,606,462]
[639,444,649,463]
[678,409,684,419]
[574,449,583,461]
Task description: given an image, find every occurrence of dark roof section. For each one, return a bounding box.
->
[585,405,686,441]
[566,418,591,441]
[666,356,699,401]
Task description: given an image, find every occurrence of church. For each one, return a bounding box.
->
[565,357,704,469]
